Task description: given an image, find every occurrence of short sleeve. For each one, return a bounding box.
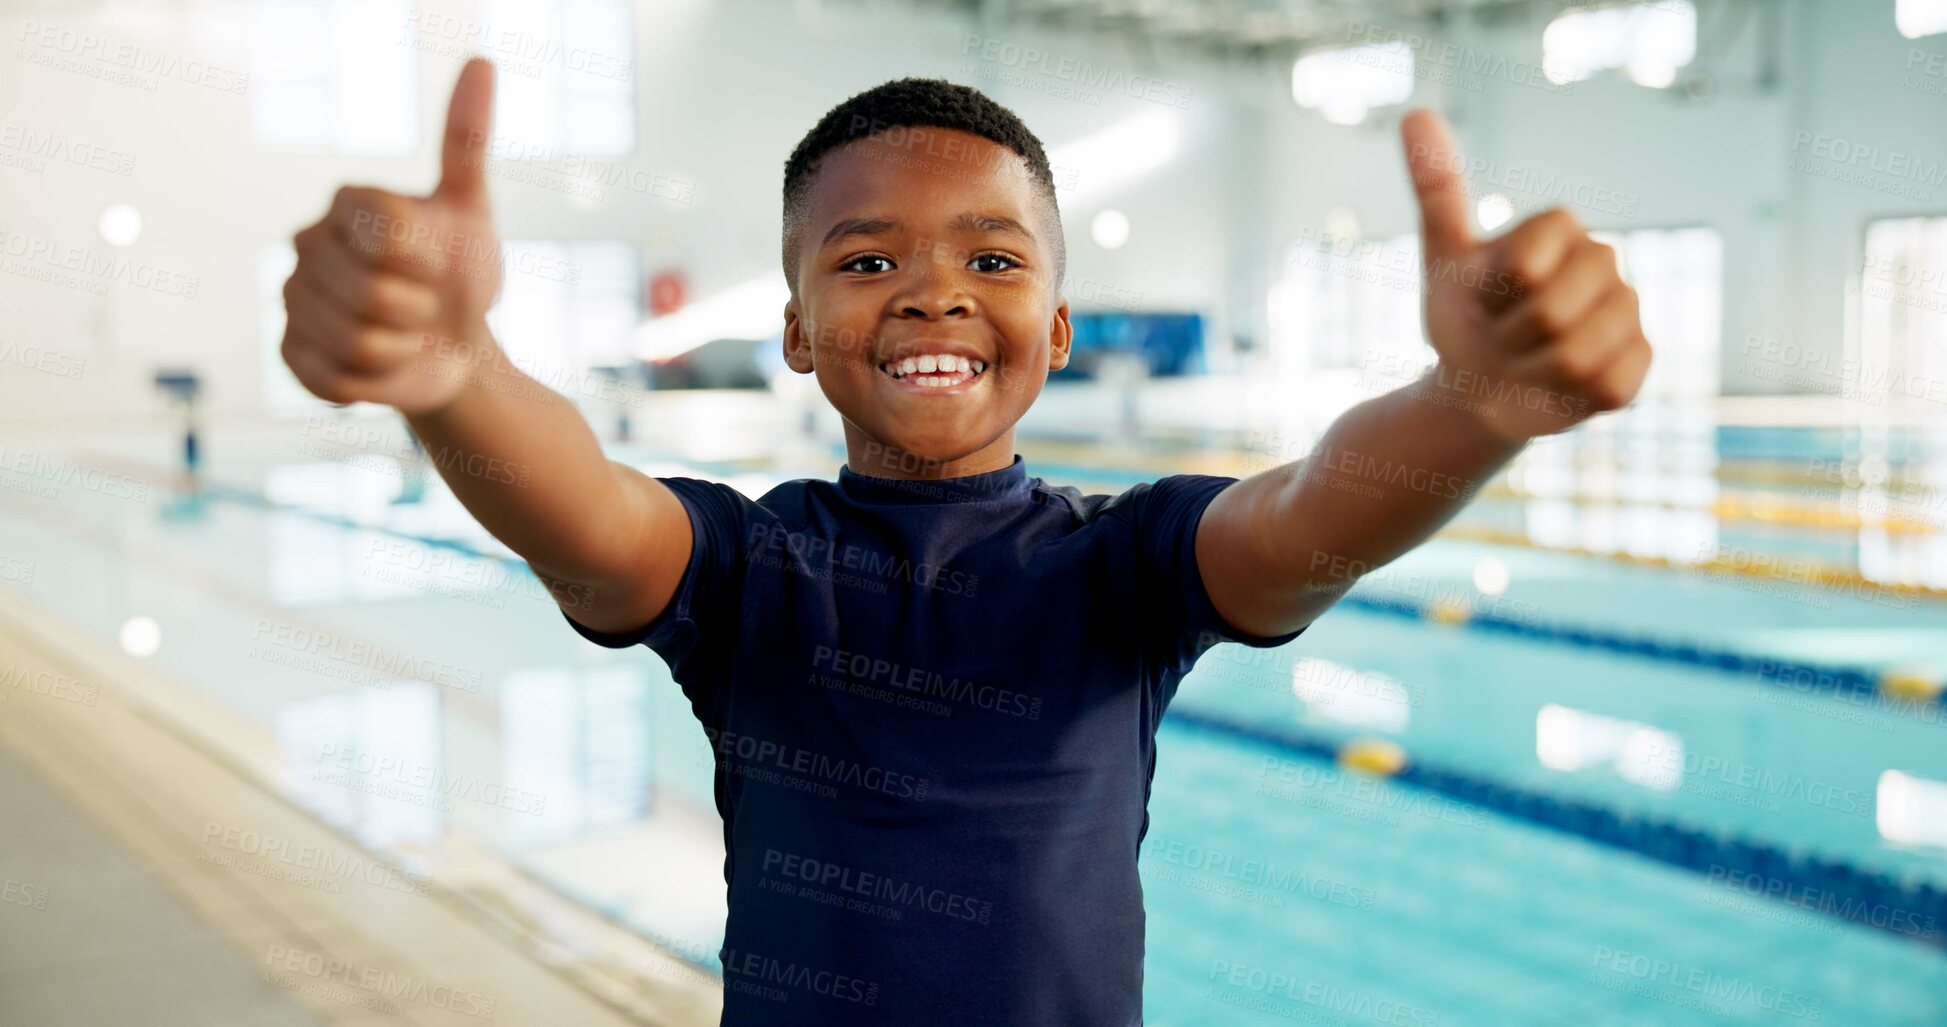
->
[559,478,755,703]
[1125,474,1306,679]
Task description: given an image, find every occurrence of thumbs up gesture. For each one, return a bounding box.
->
[1401,110,1652,441]
[281,58,501,414]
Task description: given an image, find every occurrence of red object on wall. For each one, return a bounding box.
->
[648,270,688,316]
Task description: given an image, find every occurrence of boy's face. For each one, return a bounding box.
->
[783,128,1070,479]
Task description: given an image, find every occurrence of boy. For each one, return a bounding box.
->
[281,58,1648,1026]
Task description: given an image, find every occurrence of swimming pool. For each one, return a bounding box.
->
[2,420,1941,1025]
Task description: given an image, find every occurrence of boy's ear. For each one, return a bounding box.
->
[781,299,815,375]
[1047,297,1073,372]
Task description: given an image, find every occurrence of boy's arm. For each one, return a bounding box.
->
[1197,110,1653,638]
[281,57,691,633]
[400,349,694,635]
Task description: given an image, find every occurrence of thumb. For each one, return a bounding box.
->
[434,57,496,206]
[1400,109,1475,264]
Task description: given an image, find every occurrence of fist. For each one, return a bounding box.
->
[1401,110,1652,441]
[281,58,500,414]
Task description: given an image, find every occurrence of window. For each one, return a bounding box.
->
[501,665,654,841]
[483,0,635,154]
[1267,232,1423,375]
[1899,0,1947,39]
[1290,43,1415,125]
[249,0,415,153]
[1518,228,1723,564]
[1860,216,1947,410]
[1267,225,1720,398]
[487,241,642,387]
[277,684,444,849]
[1543,1,1696,88]
[1591,226,1723,400]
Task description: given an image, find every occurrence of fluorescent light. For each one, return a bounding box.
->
[632,275,790,362]
[1544,1,1696,88]
[99,204,143,247]
[1898,0,1947,39]
[1477,193,1515,232]
[1472,556,1511,596]
[1091,209,1131,250]
[120,615,161,657]
[1291,43,1414,125]
[1049,108,1180,204]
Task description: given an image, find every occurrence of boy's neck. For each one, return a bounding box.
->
[841,427,1018,481]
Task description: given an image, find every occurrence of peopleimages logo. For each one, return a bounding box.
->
[720,947,880,1006]
[747,522,980,598]
[761,848,994,924]
[959,35,1192,108]
[702,728,931,801]
[1344,22,1573,96]
[262,945,496,1019]
[0,230,200,298]
[400,10,632,81]
[1706,866,1939,939]
[1588,946,1823,1020]
[15,21,250,93]
[0,123,136,176]
[811,645,1041,720]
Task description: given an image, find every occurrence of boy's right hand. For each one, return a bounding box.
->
[281,58,502,415]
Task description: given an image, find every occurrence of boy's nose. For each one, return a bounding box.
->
[894,276,975,319]
[900,300,972,318]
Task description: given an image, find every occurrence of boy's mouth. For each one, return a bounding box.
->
[876,353,988,391]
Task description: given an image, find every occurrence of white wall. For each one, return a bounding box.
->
[2,0,1942,429]
[1251,0,1947,395]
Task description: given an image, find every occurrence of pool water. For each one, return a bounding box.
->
[2,421,1942,1025]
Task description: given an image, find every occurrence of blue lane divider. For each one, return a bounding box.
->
[1334,594,1939,718]
[1008,458,1929,715]
[1164,706,1947,954]
[721,450,1941,685]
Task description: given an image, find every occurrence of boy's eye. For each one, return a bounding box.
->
[842,255,894,274]
[970,253,1019,273]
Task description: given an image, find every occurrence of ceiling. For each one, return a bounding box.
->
[926,0,1558,55]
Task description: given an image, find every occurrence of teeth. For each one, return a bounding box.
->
[879,355,988,382]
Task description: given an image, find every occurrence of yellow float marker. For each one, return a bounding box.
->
[1879,668,1945,704]
[1426,597,1473,626]
[1338,739,1409,777]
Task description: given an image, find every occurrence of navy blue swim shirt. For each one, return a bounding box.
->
[562,455,1303,1026]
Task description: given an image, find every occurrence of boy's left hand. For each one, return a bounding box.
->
[1402,110,1653,442]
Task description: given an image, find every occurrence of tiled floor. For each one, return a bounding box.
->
[0,592,715,1027]
[0,743,328,1027]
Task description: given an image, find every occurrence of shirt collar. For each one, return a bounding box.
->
[837,454,1032,506]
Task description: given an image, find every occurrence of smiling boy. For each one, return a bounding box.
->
[281,58,1648,1027]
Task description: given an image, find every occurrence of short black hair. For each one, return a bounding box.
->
[781,77,1064,291]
